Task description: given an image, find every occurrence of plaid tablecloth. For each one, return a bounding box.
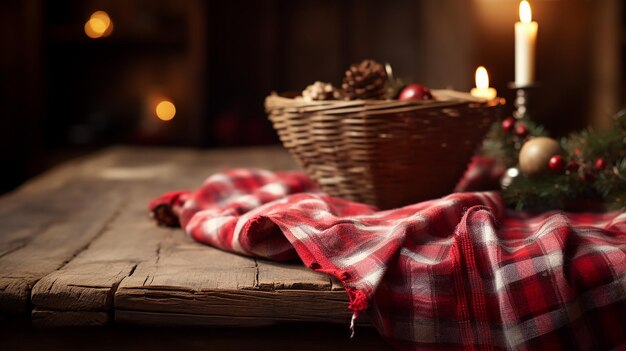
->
[149,169,626,350]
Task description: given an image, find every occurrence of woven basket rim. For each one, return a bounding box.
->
[266,89,504,111]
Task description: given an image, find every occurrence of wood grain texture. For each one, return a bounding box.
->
[30,198,167,317]
[0,146,362,331]
[257,259,331,291]
[0,147,134,316]
[0,184,124,315]
[32,309,109,327]
[115,289,350,326]
[115,310,274,327]
[115,230,351,326]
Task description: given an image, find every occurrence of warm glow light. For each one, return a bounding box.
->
[155,101,176,121]
[519,1,532,24]
[475,66,490,89]
[84,21,100,39]
[506,168,519,178]
[471,66,496,100]
[91,11,111,28]
[84,11,113,39]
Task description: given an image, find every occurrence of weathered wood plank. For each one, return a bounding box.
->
[257,259,332,291]
[115,310,274,327]
[4,145,358,331]
[0,181,114,258]
[115,291,351,326]
[115,232,258,320]
[29,186,175,326]
[0,186,125,315]
[0,147,187,317]
[25,146,299,326]
[331,276,345,291]
[115,230,352,326]
[32,309,109,327]
[3,146,296,200]
[0,147,143,316]
[115,288,351,325]
[106,146,350,327]
[0,227,37,260]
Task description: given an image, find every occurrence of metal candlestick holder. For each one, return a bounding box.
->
[500,83,540,190]
[507,82,539,120]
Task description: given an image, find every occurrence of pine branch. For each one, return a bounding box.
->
[480,117,547,168]
[482,108,626,211]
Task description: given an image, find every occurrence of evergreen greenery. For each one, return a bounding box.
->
[481,109,626,211]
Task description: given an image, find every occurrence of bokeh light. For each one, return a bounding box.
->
[84,11,113,39]
[155,100,176,121]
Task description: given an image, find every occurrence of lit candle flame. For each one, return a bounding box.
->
[519,1,532,24]
[475,66,490,89]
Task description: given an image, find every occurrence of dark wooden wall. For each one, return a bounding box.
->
[204,0,624,145]
[1,0,624,193]
[1,0,44,193]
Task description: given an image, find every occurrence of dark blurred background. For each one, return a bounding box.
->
[1,0,624,194]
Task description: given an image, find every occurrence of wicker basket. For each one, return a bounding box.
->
[265,90,504,209]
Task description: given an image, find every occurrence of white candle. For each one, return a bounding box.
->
[515,0,538,86]
[470,66,497,100]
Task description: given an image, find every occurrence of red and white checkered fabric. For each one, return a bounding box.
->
[150,168,626,350]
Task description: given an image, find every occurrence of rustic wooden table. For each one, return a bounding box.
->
[0,146,390,350]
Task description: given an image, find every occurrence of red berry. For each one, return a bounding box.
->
[567,161,580,172]
[574,148,582,156]
[398,84,432,101]
[594,157,607,170]
[514,124,529,138]
[501,117,515,133]
[548,155,565,173]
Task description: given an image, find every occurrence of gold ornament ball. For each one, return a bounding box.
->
[518,137,561,177]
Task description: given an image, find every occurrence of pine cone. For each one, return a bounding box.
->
[342,59,388,100]
[301,81,343,101]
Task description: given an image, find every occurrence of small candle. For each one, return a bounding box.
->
[470,66,497,100]
[515,0,538,86]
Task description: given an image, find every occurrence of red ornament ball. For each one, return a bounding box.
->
[501,117,515,133]
[514,124,529,138]
[398,84,432,101]
[594,157,607,170]
[548,155,565,173]
[567,161,580,172]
